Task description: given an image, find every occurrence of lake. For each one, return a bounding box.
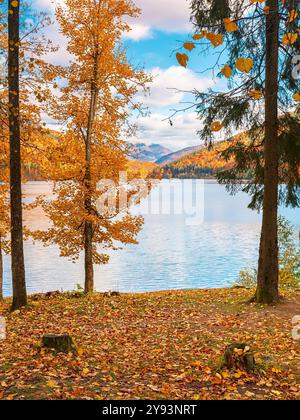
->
[2,180,300,297]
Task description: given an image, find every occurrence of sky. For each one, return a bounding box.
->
[32,0,225,151]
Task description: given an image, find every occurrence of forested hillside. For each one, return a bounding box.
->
[160,140,235,179]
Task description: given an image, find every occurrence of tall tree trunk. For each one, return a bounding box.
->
[84,72,98,294]
[8,0,27,310]
[0,236,3,301]
[255,0,279,304]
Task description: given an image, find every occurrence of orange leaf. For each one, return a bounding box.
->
[224,18,238,33]
[176,52,189,68]
[288,9,298,23]
[183,42,196,52]
[211,121,223,132]
[282,33,298,45]
[193,32,206,40]
[293,92,300,101]
[221,65,232,78]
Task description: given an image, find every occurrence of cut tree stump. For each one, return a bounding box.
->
[42,334,75,353]
[103,291,120,297]
[222,342,255,372]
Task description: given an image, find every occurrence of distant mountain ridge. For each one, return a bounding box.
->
[127,143,172,163]
[159,140,235,179]
[155,144,204,165]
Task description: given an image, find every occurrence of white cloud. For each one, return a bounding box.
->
[140,66,213,108]
[31,0,70,65]
[34,0,191,42]
[31,1,209,151]
[132,112,205,150]
[125,23,152,41]
[131,0,192,34]
[132,66,216,150]
[33,0,62,12]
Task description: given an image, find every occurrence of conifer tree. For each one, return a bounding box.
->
[178,0,300,303]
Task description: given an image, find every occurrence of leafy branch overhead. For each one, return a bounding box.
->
[174,0,300,209]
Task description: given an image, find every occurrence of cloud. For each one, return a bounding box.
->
[125,23,152,41]
[32,0,62,12]
[132,112,205,150]
[34,0,192,39]
[30,1,208,150]
[31,0,70,65]
[140,66,214,108]
[130,0,192,34]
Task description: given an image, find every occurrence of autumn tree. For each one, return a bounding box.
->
[0,184,10,300]
[33,0,150,293]
[0,1,61,308]
[7,0,28,309]
[175,0,300,303]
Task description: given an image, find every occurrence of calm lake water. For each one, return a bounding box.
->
[2,180,300,297]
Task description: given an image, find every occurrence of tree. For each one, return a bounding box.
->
[8,0,27,310]
[32,0,150,293]
[0,185,10,300]
[1,2,61,308]
[257,0,280,303]
[175,0,300,303]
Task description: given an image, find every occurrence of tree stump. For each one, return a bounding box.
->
[42,334,75,353]
[222,342,255,372]
[103,291,120,297]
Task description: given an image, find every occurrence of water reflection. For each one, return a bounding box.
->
[2,180,299,296]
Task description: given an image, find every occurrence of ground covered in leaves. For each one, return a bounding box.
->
[0,288,299,400]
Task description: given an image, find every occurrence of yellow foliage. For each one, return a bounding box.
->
[282,33,298,45]
[293,92,300,101]
[248,89,263,100]
[30,0,151,268]
[287,9,298,23]
[221,65,232,78]
[126,160,159,179]
[211,121,224,132]
[223,18,238,32]
[206,32,223,47]
[235,57,253,73]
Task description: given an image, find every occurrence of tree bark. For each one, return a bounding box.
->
[0,236,3,300]
[84,63,98,294]
[8,0,27,310]
[222,343,255,372]
[42,334,75,353]
[256,0,279,304]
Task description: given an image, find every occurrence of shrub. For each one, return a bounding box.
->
[235,216,300,289]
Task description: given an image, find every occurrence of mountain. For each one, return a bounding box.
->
[127,143,172,163]
[160,140,235,179]
[155,144,204,165]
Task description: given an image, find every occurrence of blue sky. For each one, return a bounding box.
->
[32,0,225,151]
